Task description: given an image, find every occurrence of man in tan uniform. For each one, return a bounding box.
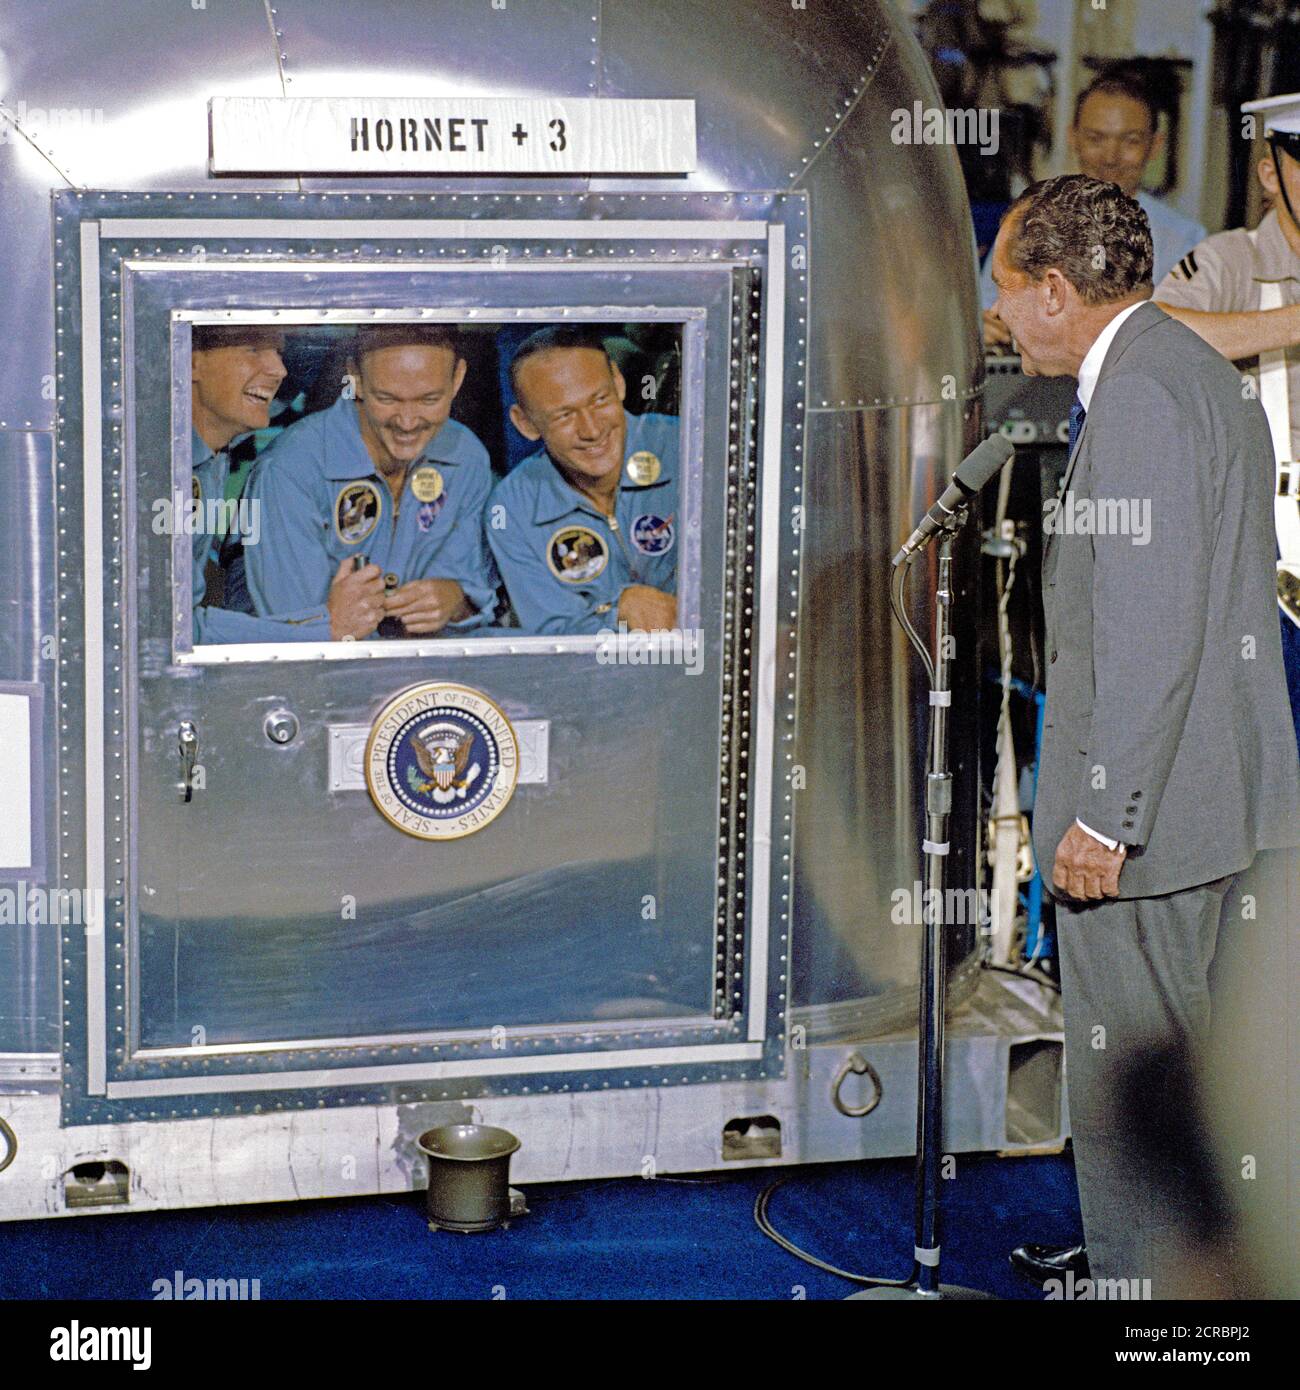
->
[1156,92,1300,752]
[1155,94,1300,464]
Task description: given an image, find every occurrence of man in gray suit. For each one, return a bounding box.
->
[987,174,1300,1294]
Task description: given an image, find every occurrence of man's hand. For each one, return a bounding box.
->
[383,578,471,635]
[982,307,1014,351]
[616,585,677,632]
[1051,822,1126,902]
[327,557,385,640]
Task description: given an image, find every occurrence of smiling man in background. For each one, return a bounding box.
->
[982,65,1206,350]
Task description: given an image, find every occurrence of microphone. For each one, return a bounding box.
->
[892,434,1015,566]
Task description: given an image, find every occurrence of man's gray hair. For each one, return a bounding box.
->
[1004,174,1154,306]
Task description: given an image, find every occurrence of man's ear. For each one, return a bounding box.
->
[1042,267,1071,316]
[510,401,542,441]
[1146,126,1166,161]
[451,355,468,399]
[1259,155,1280,198]
[191,352,203,384]
[611,360,627,403]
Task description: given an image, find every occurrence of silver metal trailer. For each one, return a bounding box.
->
[0,0,1061,1221]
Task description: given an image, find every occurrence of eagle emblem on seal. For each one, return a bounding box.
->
[406,720,482,804]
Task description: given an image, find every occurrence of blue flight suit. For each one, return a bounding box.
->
[486,411,680,634]
[189,429,330,643]
[244,395,497,631]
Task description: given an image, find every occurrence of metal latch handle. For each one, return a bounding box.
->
[177,720,199,802]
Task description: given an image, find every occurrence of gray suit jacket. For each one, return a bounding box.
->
[1033,300,1300,898]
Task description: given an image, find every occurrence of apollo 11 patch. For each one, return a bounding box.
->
[335,480,382,545]
[365,682,519,841]
[546,524,608,582]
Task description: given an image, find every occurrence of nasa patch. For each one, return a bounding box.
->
[547,525,609,583]
[365,682,519,842]
[631,513,675,555]
[335,480,382,545]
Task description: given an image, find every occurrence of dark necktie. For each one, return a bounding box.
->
[1068,395,1086,454]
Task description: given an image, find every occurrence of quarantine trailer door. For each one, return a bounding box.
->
[56,191,807,1125]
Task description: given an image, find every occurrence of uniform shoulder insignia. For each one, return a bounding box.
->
[1175,251,1199,281]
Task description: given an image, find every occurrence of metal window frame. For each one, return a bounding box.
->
[168,294,710,662]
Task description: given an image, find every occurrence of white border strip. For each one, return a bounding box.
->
[136,1008,714,1058]
[183,633,622,665]
[107,1041,764,1097]
[80,221,107,1095]
[746,223,786,1041]
[103,218,764,241]
[129,263,744,279]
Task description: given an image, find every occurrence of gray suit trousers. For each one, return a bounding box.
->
[1057,875,1235,1295]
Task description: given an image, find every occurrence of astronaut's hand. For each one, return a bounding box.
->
[384,578,471,634]
[1051,822,1126,902]
[616,585,678,632]
[327,557,385,640]
[983,307,1014,351]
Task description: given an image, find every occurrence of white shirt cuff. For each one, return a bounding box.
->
[1076,818,1120,851]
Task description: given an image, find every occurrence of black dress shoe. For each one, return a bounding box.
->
[1009,1242,1090,1284]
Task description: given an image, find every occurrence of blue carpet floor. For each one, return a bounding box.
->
[1,1151,1083,1300]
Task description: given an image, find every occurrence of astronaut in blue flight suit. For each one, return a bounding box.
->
[245,323,497,640]
[487,326,680,635]
[188,324,336,643]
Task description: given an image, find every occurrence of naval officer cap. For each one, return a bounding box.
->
[1242,92,1300,160]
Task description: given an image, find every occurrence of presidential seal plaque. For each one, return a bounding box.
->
[365,683,519,841]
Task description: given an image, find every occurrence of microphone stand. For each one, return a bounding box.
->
[848,514,992,1301]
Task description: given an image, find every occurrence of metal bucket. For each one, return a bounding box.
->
[417,1124,521,1233]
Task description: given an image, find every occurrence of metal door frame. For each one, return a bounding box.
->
[54,190,810,1124]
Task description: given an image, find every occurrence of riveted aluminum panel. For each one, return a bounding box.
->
[791,402,983,1031]
[0,0,290,426]
[0,430,60,1053]
[795,39,984,410]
